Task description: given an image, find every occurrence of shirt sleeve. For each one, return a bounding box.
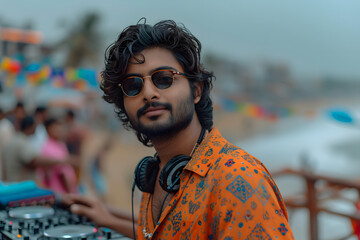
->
[207,160,294,240]
[19,138,38,165]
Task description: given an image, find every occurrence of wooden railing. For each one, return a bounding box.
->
[272,168,360,240]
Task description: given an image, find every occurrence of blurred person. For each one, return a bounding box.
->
[30,105,49,153]
[0,108,15,180]
[37,117,78,194]
[2,115,74,184]
[6,101,26,131]
[88,135,112,200]
[67,20,294,239]
[64,109,88,155]
[64,109,89,181]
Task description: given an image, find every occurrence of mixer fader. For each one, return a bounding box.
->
[0,206,130,240]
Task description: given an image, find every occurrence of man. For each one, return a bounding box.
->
[68,20,294,239]
[30,105,49,153]
[2,116,74,183]
[7,101,26,132]
[0,108,15,180]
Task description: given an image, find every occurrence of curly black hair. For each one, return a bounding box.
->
[100,19,214,146]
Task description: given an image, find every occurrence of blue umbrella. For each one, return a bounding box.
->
[328,109,353,124]
[327,108,360,129]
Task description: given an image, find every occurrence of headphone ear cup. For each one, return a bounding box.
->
[134,156,159,193]
[159,154,191,192]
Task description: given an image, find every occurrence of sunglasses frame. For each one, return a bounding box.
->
[118,69,186,97]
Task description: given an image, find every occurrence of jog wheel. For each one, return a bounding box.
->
[8,206,55,219]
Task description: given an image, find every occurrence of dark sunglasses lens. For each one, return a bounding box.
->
[123,77,143,96]
[152,71,173,89]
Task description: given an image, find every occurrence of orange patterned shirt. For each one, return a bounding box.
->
[137,127,294,240]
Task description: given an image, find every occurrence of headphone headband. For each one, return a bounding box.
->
[134,127,206,193]
[189,127,206,157]
[198,127,206,145]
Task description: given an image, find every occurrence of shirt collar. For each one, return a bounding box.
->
[184,127,223,177]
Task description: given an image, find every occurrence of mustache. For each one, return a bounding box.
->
[137,101,172,118]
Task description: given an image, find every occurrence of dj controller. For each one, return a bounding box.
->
[0,206,130,240]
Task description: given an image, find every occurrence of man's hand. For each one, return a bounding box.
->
[66,155,81,168]
[68,194,115,227]
[62,194,137,238]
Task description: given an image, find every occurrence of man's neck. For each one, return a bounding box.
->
[151,121,203,169]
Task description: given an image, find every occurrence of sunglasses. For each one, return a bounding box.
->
[118,69,186,97]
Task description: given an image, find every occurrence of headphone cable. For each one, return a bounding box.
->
[156,174,181,223]
[131,182,137,240]
[157,191,170,224]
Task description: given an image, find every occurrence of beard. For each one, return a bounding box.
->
[128,94,195,140]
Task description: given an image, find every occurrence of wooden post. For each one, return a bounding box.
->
[306,177,318,240]
[272,168,360,239]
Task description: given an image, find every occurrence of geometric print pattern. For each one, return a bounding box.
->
[246,223,272,240]
[255,178,271,206]
[262,171,283,203]
[226,175,255,203]
[219,143,239,155]
[137,127,293,239]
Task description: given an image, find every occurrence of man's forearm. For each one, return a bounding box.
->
[32,156,63,167]
[106,206,138,223]
[104,216,137,239]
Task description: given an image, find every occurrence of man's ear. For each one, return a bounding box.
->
[193,82,203,104]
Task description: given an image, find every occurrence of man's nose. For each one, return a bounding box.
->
[142,76,160,101]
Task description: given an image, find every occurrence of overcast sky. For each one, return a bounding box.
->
[1,0,360,79]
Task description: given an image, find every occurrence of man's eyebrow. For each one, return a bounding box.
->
[151,66,177,73]
[125,66,178,78]
[123,73,142,78]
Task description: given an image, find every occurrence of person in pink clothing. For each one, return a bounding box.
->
[38,117,78,194]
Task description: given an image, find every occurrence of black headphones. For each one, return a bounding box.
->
[134,127,206,193]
